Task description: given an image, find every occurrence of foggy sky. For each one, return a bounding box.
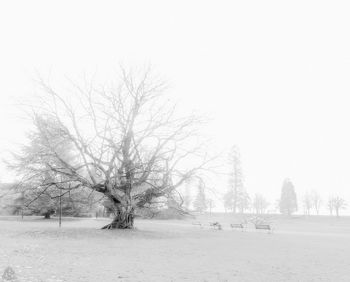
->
[1,1,350,213]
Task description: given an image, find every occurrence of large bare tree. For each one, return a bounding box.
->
[11,68,210,229]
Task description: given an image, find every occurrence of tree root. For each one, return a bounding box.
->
[101,214,134,229]
[101,222,133,229]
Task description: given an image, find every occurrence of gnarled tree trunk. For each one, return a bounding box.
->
[101,205,134,229]
[44,212,51,219]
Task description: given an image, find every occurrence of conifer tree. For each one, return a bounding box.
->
[193,182,207,213]
[279,178,297,215]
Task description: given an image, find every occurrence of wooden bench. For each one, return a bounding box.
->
[209,222,222,230]
[192,222,203,228]
[255,224,272,233]
[230,223,244,231]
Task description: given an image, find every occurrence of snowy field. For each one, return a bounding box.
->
[1,215,350,282]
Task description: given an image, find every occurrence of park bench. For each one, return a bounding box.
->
[209,222,222,230]
[230,223,244,231]
[255,224,272,233]
[192,221,203,228]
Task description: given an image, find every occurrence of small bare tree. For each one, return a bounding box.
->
[311,191,322,215]
[207,198,215,215]
[327,197,334,215]
[11,68,211,229]
[329,196,346,218]
[302,193,312,215]
[237,191,250,214]
[252,194,269,214]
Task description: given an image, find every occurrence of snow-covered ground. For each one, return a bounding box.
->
[0,215,349,282]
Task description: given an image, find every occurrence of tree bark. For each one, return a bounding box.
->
[101,205,134,229]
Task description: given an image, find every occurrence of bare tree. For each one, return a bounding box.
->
[11,68,210,229]
[207,198,215,215]
[252,194,269,214]
[302,193,312,215]
[327,197,334,215]
[311,191,322,215]
[329,196,346,218]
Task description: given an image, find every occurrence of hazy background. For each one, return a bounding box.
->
[0,0,350,213]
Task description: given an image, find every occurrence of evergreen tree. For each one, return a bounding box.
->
[224,146,248,213]
[223,190,234,213]
[9,191,25,216]
[279,178,297,215]
[193,182,207,213]
[9,116,92,219]
[183,180,192,211]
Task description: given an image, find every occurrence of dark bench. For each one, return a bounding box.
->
[209,222,222,230]
[255,224,272,232]
[230,223,244,231]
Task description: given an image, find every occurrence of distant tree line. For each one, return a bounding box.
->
[1,136,348,219]
[189,146,347,218]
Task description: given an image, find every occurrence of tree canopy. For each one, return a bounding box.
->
[10,68,210,229]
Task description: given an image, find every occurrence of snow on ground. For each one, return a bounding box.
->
[0,215,350,282]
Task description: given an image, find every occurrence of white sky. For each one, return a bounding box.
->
[1,0,350,214]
